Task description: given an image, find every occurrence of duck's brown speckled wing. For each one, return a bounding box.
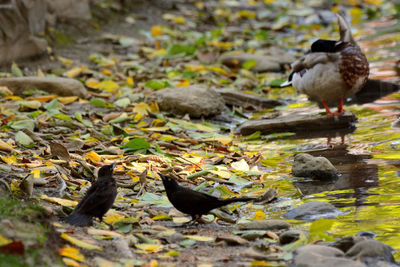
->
[339,45,369,90]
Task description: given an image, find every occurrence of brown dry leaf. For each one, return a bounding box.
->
[50,141,71,161]
[0,140,14,152]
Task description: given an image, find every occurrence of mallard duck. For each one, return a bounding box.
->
[281,14,369,115]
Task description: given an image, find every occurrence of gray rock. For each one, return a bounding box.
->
[219,48,295,72]
[346,240,395,263]
[284,201,341,221]
[47,0,91,22]
[293,245,366,267]
[216,88,285,109]
[238,111,357,136]
[331,236,367,252]
[215,234,249,246]
[292,153,339,180]
[148,85,226,118]
[239,219,290,231]
[0,77,87,98]
[279,229,304,245]
[0,0,47,64]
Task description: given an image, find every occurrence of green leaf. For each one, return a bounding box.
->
[11,62,23,77]
[75,112,93,127]
[114,97,130,108]
[242,59,257,70]
[242,131,261,141]
[166,44,197,58]
[53,113,73,121]
[90,98,107,108]
[9,120,35,131]
[269,78,285,87]
[179,239,196,248]
[145,80,169,90]
[121,138,150,152]
[15,131,34,146]
[44,99,59,114]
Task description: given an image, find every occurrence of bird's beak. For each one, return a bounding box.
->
[158,173,167,181]
[110,162,117,170]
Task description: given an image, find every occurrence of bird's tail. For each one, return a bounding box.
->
[64,213,93,227]
[220,197,255,205]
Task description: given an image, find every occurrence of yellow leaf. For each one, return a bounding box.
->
[58,57,74,66]
[65,66,87,78]
[1,155,17,164]
[84,151,101,163]
[254,210,266,220]
[250,260,271,266]
[4,95,23,101]
[126,77,134,86]
[184,235,214,242]
[363,0,382,5]
[41,195,78,207]
[97,80,119,92]
[151,25,163,37]
[172,217,191,224]
[148,48,167,58]
[0,234,12,246]
[203,136,233,145]
[173,16,186,24]
[133,102,150,116]
[62,258,81,267]
[135,243,163,253]
[103,213,124,224]
[0,86,13,96]
[149,259,158,267]
[59,247,85,262]
[94,257,116,267]
[209,170,231,179]
[26,95,57,102]
[176,80,190,87]
[231,159,250,172]
[101,69,112,76]
[85,78,100,89]
[349,7,363,24]
[58,96,78,104]
[87,228,124,238]
[31,169,41,178]
[0,140,14,152]
[60,233,102,250]
[149,101,159,113]
[37,68,45,77]
[141,127,170,132]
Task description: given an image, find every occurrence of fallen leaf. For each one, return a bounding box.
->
[41,195,78,207]
[60,233,102,250]
[184,235,214,242]
[59,246,85,262]
[135,243,164,253]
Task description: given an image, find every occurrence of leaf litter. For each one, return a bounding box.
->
[0,0,399,266]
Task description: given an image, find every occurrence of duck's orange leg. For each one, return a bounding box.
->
[322,100,343,116]
[336,98,345,114]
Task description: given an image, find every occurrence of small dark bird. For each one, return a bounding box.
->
[65,163,117,227]
[159,173,254,223]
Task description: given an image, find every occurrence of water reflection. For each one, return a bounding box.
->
[293,145,379,208]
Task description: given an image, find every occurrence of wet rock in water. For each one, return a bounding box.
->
[284,201,341,221]
[0,77,87,98]
[346,239,396,264]
[293,244,366,267]
[279,229,305,245]
[216,88,285,110]
[219,48,295,72]
[238,111,357,136]
[215,234,249,246]
[292,153,339,180]
[148,85,226,118]
[331,236,367,253]
[239,219,290,231]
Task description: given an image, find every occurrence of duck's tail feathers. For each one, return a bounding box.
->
[336,13,355,44]
[221,197,255,205]
[280,80,293,87]
[64,213,93,227]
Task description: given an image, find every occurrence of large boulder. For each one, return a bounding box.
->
[148,85,227,118]
[0,0,47,65]
[0,77,87,97]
